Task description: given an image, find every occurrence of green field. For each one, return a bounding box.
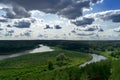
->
[0,47,92,80]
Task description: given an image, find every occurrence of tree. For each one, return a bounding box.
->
[48,61,54,70]
[56,53,69,66]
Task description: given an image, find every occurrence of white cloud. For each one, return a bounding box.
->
[0,8,120,40]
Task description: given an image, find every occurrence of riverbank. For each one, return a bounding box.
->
[79,54,107,68]
[0,47,92,80]
[0,45,53,60]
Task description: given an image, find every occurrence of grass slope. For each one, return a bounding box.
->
[0,48,92,80]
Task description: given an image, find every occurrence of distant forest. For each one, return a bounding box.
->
[0,40,120,55]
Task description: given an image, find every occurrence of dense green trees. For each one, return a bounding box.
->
[1,40,120,55]
[0,40,39,55]
[110,59,120,80]
[56,53,70,66]
[48,61,54,70]
[111,50,120,58]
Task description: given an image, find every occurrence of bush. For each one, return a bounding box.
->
[48,61,54,70]
[56,53,69,66]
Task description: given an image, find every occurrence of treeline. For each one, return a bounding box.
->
[1,40,120,55]
[0,40,39,55]
[35,40,120,54]
[56,41,120,53]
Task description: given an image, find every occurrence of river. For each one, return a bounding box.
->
[0,45,54,60]
[0,46,107,67]
[79,54,107,68]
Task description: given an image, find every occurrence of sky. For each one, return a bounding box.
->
[91,0,120,12]
[0,0,120,40]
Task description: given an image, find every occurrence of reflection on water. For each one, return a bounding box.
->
[30,45,53,53]
[0,45,54,60]
[79,54,107,68]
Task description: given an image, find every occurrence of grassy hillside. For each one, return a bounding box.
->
[0,48,92,80]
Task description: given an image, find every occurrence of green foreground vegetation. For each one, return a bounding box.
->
[0,40,120,80]
[0,48,91,80]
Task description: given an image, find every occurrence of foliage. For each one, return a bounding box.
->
[0,48,91,80]
[110,59,120,80]
[48,61,54,70]
[111,50,120,58]
[56,53,70,66]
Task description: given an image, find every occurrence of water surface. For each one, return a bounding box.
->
[0,45,53,60]
[79,54,107,68]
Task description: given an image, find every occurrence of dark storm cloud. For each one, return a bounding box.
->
[0,0,103,19]
[2,6,31,19]
[14,20,31,28]
[72,18,94,26]
[58,0,91,19]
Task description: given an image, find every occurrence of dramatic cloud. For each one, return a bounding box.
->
[72,10,120,27]
[2,6,31,19]
[14,20,31,28]
[72,18,94,26]
[85,10,120,23]
[0,0,103,19]
[1,0,120,40]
